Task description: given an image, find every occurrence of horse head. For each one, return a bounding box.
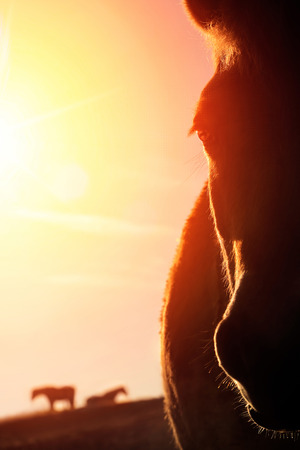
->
[185,0,300,433]
[121,386,128,396]
[31,389,38,400]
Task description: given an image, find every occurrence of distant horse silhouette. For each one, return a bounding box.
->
[161,0,300,448]
[31,386,75,411]
[86,386,128,407]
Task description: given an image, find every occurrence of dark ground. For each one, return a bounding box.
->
[1,397,300,449]
[0,398,176,449]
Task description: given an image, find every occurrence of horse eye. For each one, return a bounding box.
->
[196,130,214,144]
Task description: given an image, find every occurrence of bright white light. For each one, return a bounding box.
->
[51,164,89,202]
[0,117,18,174]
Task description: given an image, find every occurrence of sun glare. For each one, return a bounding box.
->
[0,16,96,207]
[0,0,203,421]
[51,164,89,202]
[0,117,18,171]
[0,103,34,205]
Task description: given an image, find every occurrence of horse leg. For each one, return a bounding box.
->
[49,398,54,411]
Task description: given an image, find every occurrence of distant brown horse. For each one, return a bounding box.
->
[161,0,300,448]
[31,386,75,411]
[86,386,128,407]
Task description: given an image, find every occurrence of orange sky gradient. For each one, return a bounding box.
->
[0,0,212,416]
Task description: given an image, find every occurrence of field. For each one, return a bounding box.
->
[0,398,176,449]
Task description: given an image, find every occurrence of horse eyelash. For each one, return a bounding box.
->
[197,130,209,142]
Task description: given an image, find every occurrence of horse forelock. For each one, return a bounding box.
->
[185,0,300,81]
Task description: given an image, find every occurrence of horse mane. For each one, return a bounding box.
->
[184,0,300,80]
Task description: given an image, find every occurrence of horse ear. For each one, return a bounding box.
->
[184,0,221,29]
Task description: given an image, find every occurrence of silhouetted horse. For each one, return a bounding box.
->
[86,386,128,407]
[161,0,300,448]
[31,386,75,411]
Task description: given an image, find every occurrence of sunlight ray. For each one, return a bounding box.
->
[12,207,174,236]
[12,87,120,131]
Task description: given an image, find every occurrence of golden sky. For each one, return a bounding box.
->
[0,0,212,415]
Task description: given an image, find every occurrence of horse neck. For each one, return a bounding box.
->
[116,387,126,395]
[107,387,124,398]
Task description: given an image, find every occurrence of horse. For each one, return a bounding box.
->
[86,386,128,407]
[31,385,75,411]
[161,0,300,448]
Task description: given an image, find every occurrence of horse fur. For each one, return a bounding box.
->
[161,0,300,448]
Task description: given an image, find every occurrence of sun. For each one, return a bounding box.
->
[0,101,91,205]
